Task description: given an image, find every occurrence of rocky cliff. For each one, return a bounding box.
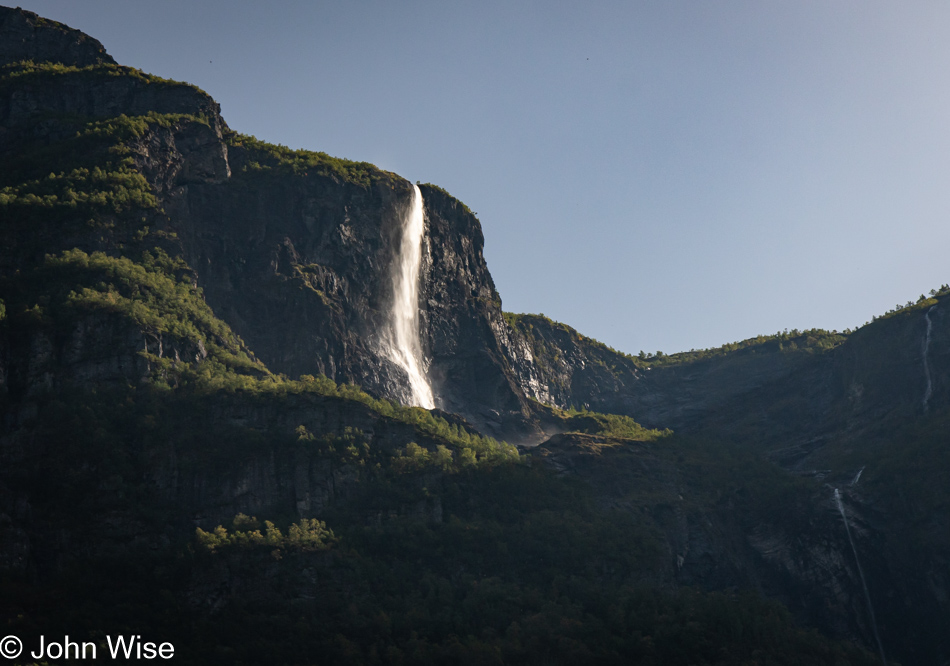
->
[0,6,114,68]
[0,6,539,440]
[167,154,536,435]
[504,312,846,430]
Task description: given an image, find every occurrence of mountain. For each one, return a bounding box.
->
[1,7,947,664]
[0,5,537,441]
[504,312,847,430]
[507,300,950,663]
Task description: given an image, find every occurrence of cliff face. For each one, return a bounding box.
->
[504,313,841,431]
[1,387,446,570]
[507,300,947,450]
[0,6,114,67]
[157,145,536,435]
[0,6,537,437]
[531,432,893,652]
[690,298,949,465]
[417,185,535,431]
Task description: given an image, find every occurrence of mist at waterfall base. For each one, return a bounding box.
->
[379,185,435,409]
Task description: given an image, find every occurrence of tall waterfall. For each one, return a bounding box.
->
[380,184,435,409]
[922,305,937,412]
[834,488,886,664]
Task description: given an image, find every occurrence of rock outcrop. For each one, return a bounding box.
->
[0,6,114,67]
[504,313,840,431]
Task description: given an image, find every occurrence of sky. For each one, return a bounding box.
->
[15,1,950,356]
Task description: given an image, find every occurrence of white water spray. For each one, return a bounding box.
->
[922,305,937,412]
[834,488,886,664]
[380,184,435,409]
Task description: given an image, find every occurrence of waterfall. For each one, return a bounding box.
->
[922,305,937,412]
[380,184,435,409]
[850,466,865,486]
[834,488,886,664]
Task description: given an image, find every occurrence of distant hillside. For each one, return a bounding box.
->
[504,311,846,429]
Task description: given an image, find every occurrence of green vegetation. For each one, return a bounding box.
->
[0,60,212,229]
[4,247,264,382]
[873,289,944,321]
[0,110,209,227]
[196,515,336,554]
[5,246,516,463]
[553,405,671,441]
[0,59,206,94]
[228,133,388,187]
[0,164,156,213]
[420,182,477,216]
[3,245,515,469]
[643,328,846,366]
[0,359,875,665]
[294,411,519,472]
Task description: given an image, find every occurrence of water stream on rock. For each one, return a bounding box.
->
[922,305,937,412]
[381,184,435,409]
[834,488,885,663]
[850,466,865,486]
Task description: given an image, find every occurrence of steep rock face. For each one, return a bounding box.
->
[0,7,114,67]
[672,298,950,664]
[10,315,150,398]
[505,313,831,430]
[831,301,947,429]
[529,433,891,651]
[0,66,226,152]
[0,13,536,436]
[417,185,535,434]
[505,314,654,418]
[158,158,536,435]
[697,298,949,464]
[0,388,446,575]
[164,150,406,391]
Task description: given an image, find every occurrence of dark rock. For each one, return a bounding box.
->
[0,6,115,67]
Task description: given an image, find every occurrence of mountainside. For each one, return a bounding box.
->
[505,312,846,430]
[506,298,950,663]
[1,7,948,664]
[0,16,536,440]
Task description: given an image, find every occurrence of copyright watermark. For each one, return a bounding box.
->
[0,635,174,661]
[0,635,23,659]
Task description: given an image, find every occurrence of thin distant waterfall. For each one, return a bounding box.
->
[850,466,865,487]
[380,184,435,409]
[834,488,886,664]
[922,305,937,412]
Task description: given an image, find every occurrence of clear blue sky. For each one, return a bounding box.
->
[16,1,950,355]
